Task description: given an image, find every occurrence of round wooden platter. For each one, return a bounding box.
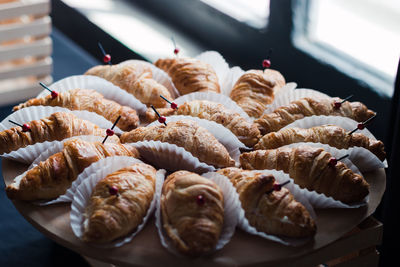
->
[2,158,386,267]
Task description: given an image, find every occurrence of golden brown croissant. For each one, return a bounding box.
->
[255,97,376,135]
[230,69,286,118]
[240,146,369,204]
[217,167,316,238]
[120,120,235,168]
[12,89,139,131]
[5,138,140,201]
[0,112,119,154]
[161,170,224,256]
[255,125,386,161]
[145,100,261,147]
[155,57,220,95]
[85,63,173,108]
[83,163,156,243]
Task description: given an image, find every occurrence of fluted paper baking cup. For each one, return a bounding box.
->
[274,82,298,98]
[172,91,250,121]
[195,51,230,92]
[28,136,110,169]
[36,75,147,114]
[220,66,245,96]
[154,171,239,256]
[282,142,385,172]
[119,59,180,98]
[40,156,144,205]
[282,115,377,140]
[147,115,245,163]
[0,106,122,133]
[264,88,331,114]
[217,169,316,246]
[129,140,215,173]
[70,157,166,248]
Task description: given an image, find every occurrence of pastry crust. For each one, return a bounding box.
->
[83,163,157,243]
[5,139,140,201]
[120,120,235,168]
[0,112,119,154]
[255,125,386,161]
[85,63,173,108]
[155,57,220,95]
[145,100,261,147]
[217,167,316,238]
[12,89,139,131]
[255,97,376,134]
[230,69,286,118]
[161,170,224,256]
[240,146,369,204]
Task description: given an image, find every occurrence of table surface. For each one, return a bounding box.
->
[2,158,386,267]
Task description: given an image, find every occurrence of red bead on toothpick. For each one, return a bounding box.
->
[102,116,121,144]
[160,95,178,109]
[98,42,112,65]
[107,185,119,196]
[347,114,377,135]
[196,195,205,205]
[171,36,179,56]
[262,48,273,69]
[39,82,59,99]
[334,95,353,109]
[328,154,349,167]
[9,120,31,132]
[151,105,167,126]
[266,180,290,194]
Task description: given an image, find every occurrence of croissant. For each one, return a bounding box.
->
[145,100,261,147]
[155,57,220,95]
[161,170,224,256]
[85,63,173,108]
[5,138,140,201]
[12,89,139,131]
[0,112,119,154]
[240,146,369,204]
[217,167,316,238]
[255,97,376,134]
[255,125,386,161]
[82,163,156,243]
[120,120,235,168]
[230,69,286,118]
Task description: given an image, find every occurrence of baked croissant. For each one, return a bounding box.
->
[155,57,220,95]
[83,163,156,243]
[230,69,286,118]
[255,97,376,134]
[0,112,119,154]
[120,120,235,168]
[255,125,386,161]
[85,63,173,108]
[240,146,369,204]
[5,138,140,201]
[217,167,316,238]
[145,100,261,147]
[12,89,139,131]
[161,170,224,256]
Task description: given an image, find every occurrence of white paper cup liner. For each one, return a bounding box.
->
[220,66,245,96]
[119,59,180,98]
[129,140,215,173]
[0,106,122,133]
[173,91,250,122]
[264,88,331,114]
[36,75,147,114]
[147,115,245,164]
[28,135,109,169]
[195,51,230,92]
[70,157,166,248]
[217,169,316,246]
[274,82,298,98]
[39,156,144,205]
[154,171,239,256]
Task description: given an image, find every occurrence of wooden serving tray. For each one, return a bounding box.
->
[2,158,386,267]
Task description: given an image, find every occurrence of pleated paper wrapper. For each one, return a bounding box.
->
[119,59,180,98]
[217,169,316,246]
[0,106,121,164]
[281,115,387,168]
[154,171,240,256]
[36,75,147,114]
[70,156,166,248]
[264,88,331,114]
[147,115,245,163]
